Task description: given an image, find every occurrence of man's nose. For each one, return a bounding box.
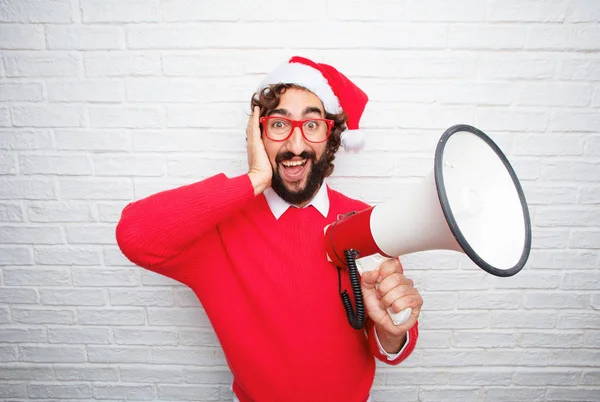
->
[286,126,306,155]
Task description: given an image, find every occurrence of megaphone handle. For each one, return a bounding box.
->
[357,256,412,326]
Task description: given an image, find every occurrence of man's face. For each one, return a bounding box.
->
[263,88,329,207]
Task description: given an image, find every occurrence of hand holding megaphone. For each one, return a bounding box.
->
[356,255,412,326]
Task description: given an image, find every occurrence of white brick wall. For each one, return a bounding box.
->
[1,0,599,401]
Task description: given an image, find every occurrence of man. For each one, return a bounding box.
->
[116,56,422,402]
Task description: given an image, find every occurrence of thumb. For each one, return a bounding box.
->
[361,270,379,291]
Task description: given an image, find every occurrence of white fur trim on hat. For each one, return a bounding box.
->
[341,129,365,153]
[259,61,342,114]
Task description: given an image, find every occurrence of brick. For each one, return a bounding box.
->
[28,384,92,399]
[521,184,578,205]
[0,129,53,150]
[179,329,220,347]
[558,313,600,329]
[453,331,517,348]
[20,154,93,175]
[20,345,85,363]
[183,367,232,384]
[491,311,557,329]
[422,349,486,366]
[535,207,600,227]
[114,328,178,345]
[94,154,164,176]
[162,0,241,21]
[110,288,174,307]
[166,104,246,128]
[84,51,161,77]
[551,111,600,132]
[371,388,419,402]
[81,0,160,23]
[126,78,204,102]
[414,330,452,349]
[54,366,118,381]
[72,267,141,287]
[162,53,246,77]
[0,178,56,200]
[4,52,81,77]
[90,106,162,128]
[40,288,106,306]
[491,272,561,289]
[12,105,85,127]
[424,273,491,291]
[60,177,133,200]
[28,202,94,223]
[585,135,600,156]
[0,82,44,101]
[518,83,592,107]
[558,58,600,81]
[34,246,101,265]
[567,0,600,22]
[448,25,526,49]
[66,225,117,245]
[481,56,555,80]
[519,332,588,349]
[386,369,448,385]
[421,312,489,330]
[0,287,37,304]
[0,153,17,174]
[487,349,553,366]
[0,308,8,323]
[527,26,600,51]
[530,229,571,248]
[570,230,600,249]
[514,370,580,386]
[419,387,480,402]
[98,202,128,223]
[408,0,484,21]
[438,83,513,106]
[175,288,200,307]
[93,384,155,400]
[47,79,124,102]
[451,370,513,386]
[167,156,248,178]
[475,109,548,131]
[546,388,600,401]
[12,307,74,324]
[0,328,46,342]
[120,366,184,383]
[158,384,220,401]
[0,0,72,23]
[0,106,10,126]
[527,250,597,269]
[0,247,32,265]
[152,348,226,366]
[87,346,150,363]
[0,24,44,49]
[78,308,145,325]
[147,307,211,327]
[0,365,54,380]
[582,371,600,385]
[46,25,124,50]
[457,292,521,310]
[3,267,69,285]
[524,292,589,309]
[0,383,26,398]
[487,0,569,22]
[0,202,24,222]
[484,387,546,402]
[56,129,130,151]
[48,327,110,344]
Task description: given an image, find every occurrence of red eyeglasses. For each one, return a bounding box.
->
[260,116,334,143]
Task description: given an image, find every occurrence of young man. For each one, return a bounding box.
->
[116,56,422,402]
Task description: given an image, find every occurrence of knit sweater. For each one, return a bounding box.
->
[116,173,418,402]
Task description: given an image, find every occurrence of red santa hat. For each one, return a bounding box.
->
[259,56,368,153]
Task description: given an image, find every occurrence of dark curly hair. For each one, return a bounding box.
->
[250,84,348,178]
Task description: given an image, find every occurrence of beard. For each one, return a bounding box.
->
[271,150,329,206]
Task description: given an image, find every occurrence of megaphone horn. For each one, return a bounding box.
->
[325,124,532,329]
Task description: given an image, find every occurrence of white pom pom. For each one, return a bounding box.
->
[340,129,365,153]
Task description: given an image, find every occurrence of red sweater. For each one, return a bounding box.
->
[116,173,418,402]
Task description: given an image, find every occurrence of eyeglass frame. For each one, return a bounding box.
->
[259,116,335,143]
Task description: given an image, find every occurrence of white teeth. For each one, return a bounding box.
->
[282,160,306,167]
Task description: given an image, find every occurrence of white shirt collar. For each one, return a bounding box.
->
[264,183,330,220]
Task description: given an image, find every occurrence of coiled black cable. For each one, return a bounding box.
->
[337,249,366,330]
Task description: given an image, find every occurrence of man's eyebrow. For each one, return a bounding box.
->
[303,106,324,117]
[267,108,289,116]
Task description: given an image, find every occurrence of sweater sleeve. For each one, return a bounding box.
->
[116,173,255,279]
[366,319,419,365]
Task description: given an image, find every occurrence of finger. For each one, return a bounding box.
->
[361,270,379,291]
[379,258,403,278]
[379,285,414,309]
[377,273,414,295]
[384,293,423,314]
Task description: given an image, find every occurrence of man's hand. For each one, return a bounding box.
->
[247,106,272,196]
[361,258,422,353]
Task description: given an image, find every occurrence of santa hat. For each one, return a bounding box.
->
[258,56,368,153]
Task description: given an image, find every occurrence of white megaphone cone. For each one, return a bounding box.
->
[325,124,532,328]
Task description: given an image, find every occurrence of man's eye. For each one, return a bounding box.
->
[272,120,286,128]
[305,121,318,130]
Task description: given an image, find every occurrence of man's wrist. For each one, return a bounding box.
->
[376,326,407,355]
[248,171,270,196]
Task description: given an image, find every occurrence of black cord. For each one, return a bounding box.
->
[337,249,366,330]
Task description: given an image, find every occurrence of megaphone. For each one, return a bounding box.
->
[325,124,532,329]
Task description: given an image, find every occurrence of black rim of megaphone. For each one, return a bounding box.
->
[434,124,532,277]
